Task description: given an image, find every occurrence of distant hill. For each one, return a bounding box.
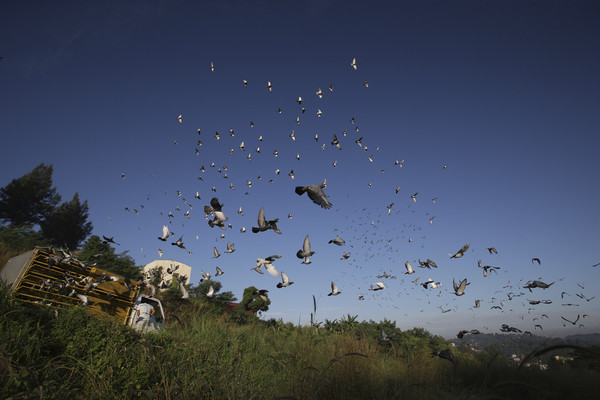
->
[451,332,600,356]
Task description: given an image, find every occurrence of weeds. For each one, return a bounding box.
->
[1,282,599,399]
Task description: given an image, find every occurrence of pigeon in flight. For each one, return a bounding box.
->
[431,349,456,363]
[171,236,185,250]
[295,179,332,209]
[328,282,341,296]
[328,237,345,246]
[205,197,227,229]
[331,134,341,150]
[453,278,469,296]
[252,208,281,234]
[404,261,415,275]
[158,225,169,241]
[532,258,541,265]
[212,247,220,259]
[296,235,315,264]
[277,272,294,288]
[102,236,119,245]
[206,285,215,297]
[369,282,386,291]
[523,280,555,291]
[381,330,395,342]
[450,243,470,258]
[215,267,224,276]
[256,255,282,277]
[351,57,357,70]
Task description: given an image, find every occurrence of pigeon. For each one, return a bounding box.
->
[76,294,89,306]
[340,252,351,260]
[212,247,220,258]
[500,324,522,333]
[172,236,185,249]
[295,179,332,209]
[254,289,269,302]
[225,242,235,253]
[369,282,386,291]
[381,330,395,342]
[351,57,357,70]
[328,237,345,246]
[474,300,481,308]
[200,270,211,282]
[180,282,189,299]
[532,258,541,265]
[176,115,182,124]
[252,208,281,234]
[561,314,580,325]
[256,255,282,277]
[267,81,272,92]
[411,192,418,203]
[488,247,498,254]
[431,349,456,363]
[296,235,315,264]
[102,236,119,245]
[206,285,215,297]
[453,278,469,296]
[277,272,294,288]
[215,267,224,276]
[450,243,470,258]
[328,282,341,296]
[205,197,227,229]
[404,261,415,275]
[331,134,341,150]
[158,225,169,241]
[523,280,555,291]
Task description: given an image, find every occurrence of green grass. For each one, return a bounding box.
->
[1,282,599,400]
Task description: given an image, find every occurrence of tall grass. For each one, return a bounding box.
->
[1,283,599,399]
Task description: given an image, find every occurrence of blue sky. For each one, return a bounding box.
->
[1,0,599,338]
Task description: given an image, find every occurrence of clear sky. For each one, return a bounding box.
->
[1,0,599,339]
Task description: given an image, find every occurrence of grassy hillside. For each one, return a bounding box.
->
[1,282,599,400]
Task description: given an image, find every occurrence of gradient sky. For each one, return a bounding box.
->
[1,0,599,338]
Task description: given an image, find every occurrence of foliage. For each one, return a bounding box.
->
[231,285,270,320]
[77,235,141,280]
[0,163,61,226]
[1,282,600,400]
[0,164,93,254]
[0,225,50,267]
[40,192,93,249]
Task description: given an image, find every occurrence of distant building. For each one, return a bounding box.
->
[143,260,192,290]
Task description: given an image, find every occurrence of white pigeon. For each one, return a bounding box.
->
[180,282,189,299]
[351,57,357,70]
[369,282,386,291]
[206,285,215,297]
[158,225,169,241]
[405,261,415,275]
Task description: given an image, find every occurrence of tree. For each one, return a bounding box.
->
[40,192,93,249]
[233,286,270,317]
[77,235,141,280]
[0,163,61,227]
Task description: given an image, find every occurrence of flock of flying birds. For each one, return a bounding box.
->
[111,57,597,337]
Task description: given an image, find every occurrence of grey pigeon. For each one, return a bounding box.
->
[296,235,314,264]
[295,179,332,209]
[252,207,281,234]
